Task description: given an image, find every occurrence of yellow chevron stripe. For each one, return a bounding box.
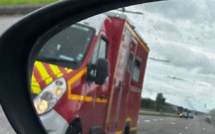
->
[31,74,41,94]
[65,68,73,73]
[31,86,41,94]
[31,81,39,86]
[31,75,39,86]
[49,64,63,78]
[32,74,36,81]
[35,61,53,84]
[45,77,53,84]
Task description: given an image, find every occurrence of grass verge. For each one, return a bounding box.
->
[0,0,58,5]
[139,110,180,117]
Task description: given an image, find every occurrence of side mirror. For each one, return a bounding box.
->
[87,58,109,85]
[95,58,109,85]
[0,0,159,134]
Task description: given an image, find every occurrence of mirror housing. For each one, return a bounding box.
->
[95,58,109,85]
[87,58,109,85]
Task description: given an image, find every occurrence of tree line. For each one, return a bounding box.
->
[140,93,185,113]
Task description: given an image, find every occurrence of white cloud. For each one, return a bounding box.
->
[119,0,215,112]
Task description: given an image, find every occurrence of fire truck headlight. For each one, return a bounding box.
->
[33,77,67,115]
[34,98,49,114]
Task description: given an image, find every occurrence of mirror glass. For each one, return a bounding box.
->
[29,0,215,134]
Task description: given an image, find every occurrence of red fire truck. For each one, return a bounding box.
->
[31,12,149,134]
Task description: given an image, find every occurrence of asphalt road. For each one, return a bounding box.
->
[137,115,215,134]
[0,106,16,134]
[0,15,23,35]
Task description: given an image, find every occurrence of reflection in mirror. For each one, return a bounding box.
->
[31,0,215,134]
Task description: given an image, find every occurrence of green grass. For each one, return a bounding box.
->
[0,0,58,5]
[139,110,180,117]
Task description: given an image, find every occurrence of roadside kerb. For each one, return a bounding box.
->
[0,5,45,15]
[139,110,180,117]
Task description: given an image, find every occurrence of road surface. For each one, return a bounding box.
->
[137,115,215,134]
[0,15,23,35]
[0,106,16,134]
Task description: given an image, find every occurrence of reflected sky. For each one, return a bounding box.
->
[112,0,215,113]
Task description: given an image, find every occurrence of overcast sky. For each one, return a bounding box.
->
[114,0,215,113]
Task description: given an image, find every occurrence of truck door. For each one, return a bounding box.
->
[113,28,136,130]
[86,35,109,130]
[122,37,138,116]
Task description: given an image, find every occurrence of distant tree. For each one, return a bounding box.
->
[177,106,184,113]
[210,109,215,114]
[155,93,166,111]
[140,98,156,110]
[164,103,177,113]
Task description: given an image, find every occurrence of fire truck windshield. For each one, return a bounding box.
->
[36,24,95,69]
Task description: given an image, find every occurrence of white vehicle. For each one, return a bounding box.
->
[188,113,195,118]
[180,112,188,119]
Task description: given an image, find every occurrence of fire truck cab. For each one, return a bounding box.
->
[31,12,149,134]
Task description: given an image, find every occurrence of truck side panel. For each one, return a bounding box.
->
[126,22,149,132]
[104,18,127,133]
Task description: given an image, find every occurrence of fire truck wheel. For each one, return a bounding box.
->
[66,120,82,134]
